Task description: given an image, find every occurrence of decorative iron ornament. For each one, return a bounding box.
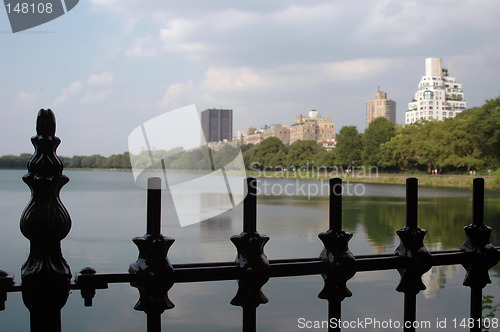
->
[318,178,356,302]
[395,226,432,293]
[19,109,72,329]
[318,229,355,301]
[129,177,175,315]
[129,234,175,313]
[461,224,500,288]
[230,231,270,307]
[230,177,270,308]
[394,178,432,294]
[460,178,500,290]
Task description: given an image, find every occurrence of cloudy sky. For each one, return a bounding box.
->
[1,0,499,157]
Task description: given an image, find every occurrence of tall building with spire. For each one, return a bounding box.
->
[366,87,396,127]
[406,58,466,124]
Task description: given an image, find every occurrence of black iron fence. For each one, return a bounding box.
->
[1,109,499,332]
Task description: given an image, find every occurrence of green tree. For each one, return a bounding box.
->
[256,137,286,167]
[362,117,396,167]
[335,126,363,167]
[454,96,500,170]
[243,145,260,170]
[412,120,452,173]
[315,150,335,169]
[286,140,324,168]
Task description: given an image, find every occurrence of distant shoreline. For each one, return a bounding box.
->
[245,171,500,190]
[2,168,498,190]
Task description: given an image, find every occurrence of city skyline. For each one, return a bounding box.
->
[1,1,499,157]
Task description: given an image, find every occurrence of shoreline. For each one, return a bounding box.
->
[245,171,500,190]
[3,168,498,190]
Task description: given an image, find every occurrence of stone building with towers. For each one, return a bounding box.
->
[289,110,335,145]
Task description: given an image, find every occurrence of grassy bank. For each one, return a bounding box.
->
[38,168,500,190]
[246,170,500,190]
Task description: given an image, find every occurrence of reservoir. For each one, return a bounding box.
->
[0,169,499,331]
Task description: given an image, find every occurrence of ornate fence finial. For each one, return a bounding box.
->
[230,178,270,308]
[130,177,176,315]
[20,109,71,331]
[461,178,500,289]
[318,178,356,302]
[395,178,431,294]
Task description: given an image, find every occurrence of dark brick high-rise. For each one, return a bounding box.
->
[201,108,233,143]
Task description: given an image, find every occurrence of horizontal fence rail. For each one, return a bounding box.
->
[1,109,500,332]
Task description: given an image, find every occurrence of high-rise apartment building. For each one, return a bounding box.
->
[201,108,233,143]
[406,58,466,124]
[366,87,396,127]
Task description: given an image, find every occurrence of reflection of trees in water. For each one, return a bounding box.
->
[485,198,500,280]
[356,197,405,252]
[357,194,500,286]
[358,196,500,250]
[197,193,500,284]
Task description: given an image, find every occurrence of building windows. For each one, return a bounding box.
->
[424,90,434,99]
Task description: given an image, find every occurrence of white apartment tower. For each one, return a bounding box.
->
[406,58,466,124]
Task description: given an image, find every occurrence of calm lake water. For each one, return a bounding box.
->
[0,169,499,331]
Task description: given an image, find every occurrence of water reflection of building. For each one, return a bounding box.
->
[422,264,460,299]
[422,243,461,299]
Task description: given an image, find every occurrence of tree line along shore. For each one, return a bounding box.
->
[1,96,499,189]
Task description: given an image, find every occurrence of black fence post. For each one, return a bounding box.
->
[129,177,175,332]
[230,177,270,332]
[318,178,356,332]
[395,178,432,332]
[461,178,500,331]
[19,109,72,332]
[0,270,14,311]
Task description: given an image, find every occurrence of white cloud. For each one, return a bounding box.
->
[126,35,159,58]
[52,73,115,108]
[354,0,500,47]
[16,92,38,100]
[53,81,83,107]
[112,0,500,69]
[7,92,39,118]
[158,58,395,113]
[158,81,194,109]
[87,72,114,85]
[201,67,261,91]
[80,88,113,104]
